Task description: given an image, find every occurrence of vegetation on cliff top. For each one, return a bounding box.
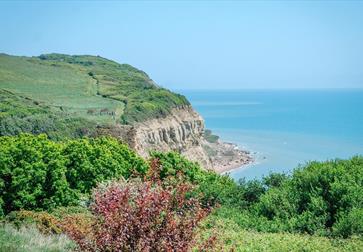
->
[0,53,189,137]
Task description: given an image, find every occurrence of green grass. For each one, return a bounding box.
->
[198,209,363,251]
[0,224,75,252]
[0,54,124,125]
[0,53,189,125]
[0,89,96,139]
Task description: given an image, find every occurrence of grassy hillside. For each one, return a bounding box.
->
[0,224,75,252]
[0,89,96,139]
[0,53,189,133]
[198,216,363,252]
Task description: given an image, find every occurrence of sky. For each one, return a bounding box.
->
[0,1,363,90]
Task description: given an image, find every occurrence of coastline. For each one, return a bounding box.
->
[215,156,252,174]
[206,140,254,174]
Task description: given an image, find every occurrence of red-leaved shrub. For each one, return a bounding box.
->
[61,159,213,251]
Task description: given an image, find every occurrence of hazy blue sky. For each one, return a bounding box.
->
[1,1,362,89]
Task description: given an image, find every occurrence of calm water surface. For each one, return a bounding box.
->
[181,89,363,180]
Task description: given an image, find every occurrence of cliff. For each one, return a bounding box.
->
[96,105,252,171]
[133,106,213,169]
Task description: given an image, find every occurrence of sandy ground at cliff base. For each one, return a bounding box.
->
[204,141,254,174]
[214,157,252,174]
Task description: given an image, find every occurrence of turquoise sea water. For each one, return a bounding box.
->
[181,89,363,180]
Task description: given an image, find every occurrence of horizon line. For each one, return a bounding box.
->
[174,87,363,91]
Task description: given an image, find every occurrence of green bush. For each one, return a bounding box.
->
[212,157,363,238]
[0,134,147,215]
[63,137,147,193]
[0,134,74,214]
[6,210,62,235]
[333,208,363,238]
[150,151,243,207]
[150,151,206,182]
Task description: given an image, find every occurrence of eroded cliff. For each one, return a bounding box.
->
[96,105,252,171]
[132,106,214,169]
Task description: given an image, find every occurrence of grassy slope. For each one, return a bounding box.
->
[198,209,363,252]
[0,53,189,127]
[0,54,122,125]
[0,89,97,139]
[0,224,75,252]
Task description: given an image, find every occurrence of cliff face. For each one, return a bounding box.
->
[96,106,213,169]
[132,106,213,169]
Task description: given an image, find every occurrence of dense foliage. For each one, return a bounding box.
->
[1,133,362,251]
[150,151,242,207]
[60,160,213,252]
[201,157,363,239]
[0,134,147,215]
[253,157,363,237]
[149,152,363,238]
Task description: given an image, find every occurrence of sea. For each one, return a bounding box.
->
[181,89,363,180]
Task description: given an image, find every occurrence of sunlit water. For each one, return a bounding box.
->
[181,89,363,180]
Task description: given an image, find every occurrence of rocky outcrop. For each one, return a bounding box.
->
[132,106,213,169]
[96,106,252,172]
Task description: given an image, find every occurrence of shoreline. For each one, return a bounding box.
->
[215,155,253,174]
[205,140,254,174]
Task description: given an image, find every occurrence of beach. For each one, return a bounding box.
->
[206,140,253,174]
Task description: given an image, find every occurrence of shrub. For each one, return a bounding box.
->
[0,134,147,215]
[333,208,363,238]
[61,161,212,251]
[0,134,74,214]
[227,157,363,238]
[284,157,363,236]
[63,137,148,193]
[6,210,62,235]
[149,151,205,183]
[150,151,244,208]
[50,206,91,219]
